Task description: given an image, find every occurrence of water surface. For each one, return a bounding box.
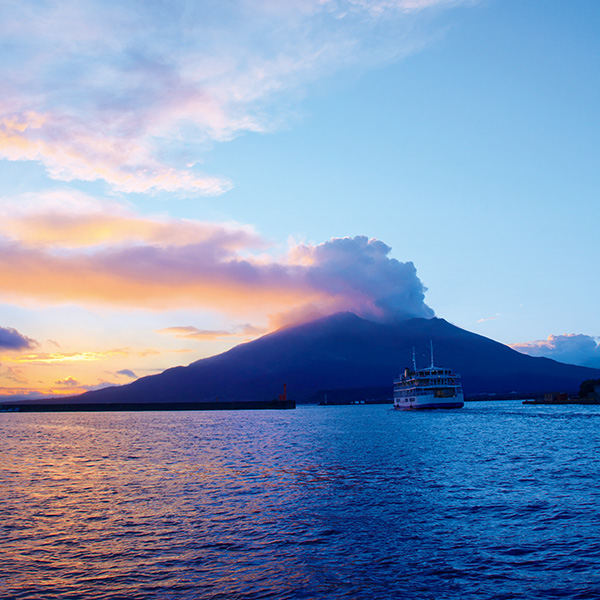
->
[2,402,600,599]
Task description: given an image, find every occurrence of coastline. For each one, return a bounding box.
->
[0,399,296,412]
[522,397,600,406]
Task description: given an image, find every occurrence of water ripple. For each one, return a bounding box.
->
[2,403,600,599]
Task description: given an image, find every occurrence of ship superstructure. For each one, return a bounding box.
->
[393,345,464,410]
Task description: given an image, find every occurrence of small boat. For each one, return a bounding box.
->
[393,344,464,410]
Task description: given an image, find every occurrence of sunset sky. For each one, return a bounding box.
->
[1,0,599,398]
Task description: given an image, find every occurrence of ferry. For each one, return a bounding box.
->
[393,346,464,410]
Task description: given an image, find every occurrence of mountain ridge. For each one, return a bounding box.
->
[63,312,600,403]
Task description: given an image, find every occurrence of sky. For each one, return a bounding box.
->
[0,0,599,399]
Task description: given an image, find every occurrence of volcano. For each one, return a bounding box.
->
[62,312,600,404]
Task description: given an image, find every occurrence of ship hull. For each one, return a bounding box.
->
[393,392,464,410]
[394,401,464,410]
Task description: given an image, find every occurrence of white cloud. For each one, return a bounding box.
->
[511,333,600,368]
[0,0,474,195]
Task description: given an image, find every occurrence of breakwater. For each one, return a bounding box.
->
[0,398,295,412]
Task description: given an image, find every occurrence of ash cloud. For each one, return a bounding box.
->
[0,199,434,327]
[0,327,37,350]
[512,334,600,368]
[0,231,435,326]
[288,236,435,324]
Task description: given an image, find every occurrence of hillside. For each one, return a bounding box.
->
[63,312,600,403]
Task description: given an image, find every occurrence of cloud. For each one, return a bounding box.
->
[0,375,115,398]
[0,190,263,249]
[1,365,28,384]
[86,381,118,391]
[282,236,434,324]
[0,388,47,400]
[477,314,500,323]
[511,334,600,368]
[116,369,137,379]
[0,198,433,324]
[158,324,267,341]
[54,376,80,387]
[0,0,472,194]
[0,327,37,350]
[0,111,231,195]
[4,349,128,365]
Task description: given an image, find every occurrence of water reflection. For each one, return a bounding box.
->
[2,404,600,599]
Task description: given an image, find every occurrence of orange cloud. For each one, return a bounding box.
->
[54,376,80,387]
[0,200,433,323]
[158,324,267,341]
[0,190,263,249]
[0,387,47,398]
[2,350,121,365]
[0,242,317,313]
[2,366,28,384]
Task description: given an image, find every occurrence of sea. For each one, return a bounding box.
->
[1,401,600,600]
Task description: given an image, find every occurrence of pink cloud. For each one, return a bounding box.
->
[0,111,231,195]
[0,200,433,325]
[476,314,500,323]
[158,324,267,341]
[0,190,262,249]
[2,366,28,385]
[0,0,474,194]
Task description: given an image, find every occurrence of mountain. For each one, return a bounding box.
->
[70,312,600,403]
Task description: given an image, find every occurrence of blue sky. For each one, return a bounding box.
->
[0,0,598,396]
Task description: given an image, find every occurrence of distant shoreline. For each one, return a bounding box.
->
[522,398,600,406]
[0,399,296,412]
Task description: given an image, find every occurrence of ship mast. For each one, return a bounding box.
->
[430,340,434,368]
[412,347,417,371]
